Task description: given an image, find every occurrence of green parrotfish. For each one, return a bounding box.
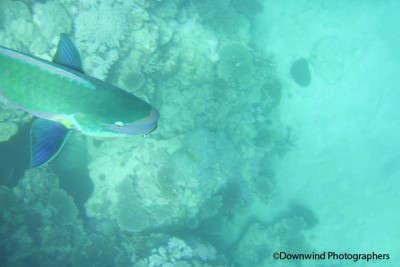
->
[0,34,159,168]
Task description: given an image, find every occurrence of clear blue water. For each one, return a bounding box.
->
[0,0,399,266]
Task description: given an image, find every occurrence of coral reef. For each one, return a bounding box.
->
[32,2,72,44]
[0,169,85,266]
[217,42,255,87]
[86,128,235,233]
[0,0,46,54]
[192,0,251,40]
[0,0,74,58]
[0,104,30,142]
[0,168,133,267]
[0,0,294,266]
[232,204,317,266]
[74,0,132,52]
[72,0,134,78]
[135,237,223,267]
[231,0,264,18]
[0,121,18,142]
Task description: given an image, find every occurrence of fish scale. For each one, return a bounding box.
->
[0,50,85,115]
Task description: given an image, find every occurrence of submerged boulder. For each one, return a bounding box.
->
[217,42,255,87]
[0,122,18,142]
[231,0,263,17]
[290,57,311,87]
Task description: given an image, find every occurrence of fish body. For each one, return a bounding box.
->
[0,34,159,167]
[0,45,158,137]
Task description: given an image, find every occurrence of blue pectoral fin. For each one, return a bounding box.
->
[30,118,70,168]
[53,33,84,73]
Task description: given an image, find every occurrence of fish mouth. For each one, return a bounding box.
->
[106,108,159,136]
[144,109,159,135]
[145,121,158,135]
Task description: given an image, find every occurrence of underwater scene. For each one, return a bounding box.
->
[0,0,399,266]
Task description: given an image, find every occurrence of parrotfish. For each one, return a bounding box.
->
[0,34,159,168]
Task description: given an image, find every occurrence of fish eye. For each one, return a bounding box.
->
[114,121,125,127]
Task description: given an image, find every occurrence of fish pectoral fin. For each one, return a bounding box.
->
[30,118,70,168]
[53,33,84,73]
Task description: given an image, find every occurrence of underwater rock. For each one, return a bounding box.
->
[32,1,72,42]
[261,77,282,111]
[0,121,18,142]
[158,81,218,138]
[115,177,153,232]
[131,22,161,55]
[86,128,233,233]
[0,0,48,55]
[135,237,223,266]
[290,57,311,87]
[232,204,316,266]
[0,1,31,27]
[233,222,270,266]
[51,132,93,219]
[217,42,254,87]
[72,233,130,267]
[193,0,251,39]
[73,1,137,79]
[48,188,79,225]
[0,186,17,210]
[83,49,119,80]
[0,168,89,267]
[0,123,30,187]
[142,47,180,81]
[151,0,180,20]
[231,0,263,17]
[86,137,179,230]
[175,19,219,84]
[74,1,131,53]
[116,21,165,93]
[117,51,147,93]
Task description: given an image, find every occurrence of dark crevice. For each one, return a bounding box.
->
[0,122,30,187]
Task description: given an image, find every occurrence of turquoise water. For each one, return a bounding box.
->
[0,0,399,266]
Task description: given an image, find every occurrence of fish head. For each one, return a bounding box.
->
[73,85,160,137]
[102,108,160,137]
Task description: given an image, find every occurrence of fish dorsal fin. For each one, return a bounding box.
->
[30,118,70,168]
[53,33,83,72]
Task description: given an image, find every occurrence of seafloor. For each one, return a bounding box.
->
[0,0,399,267]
